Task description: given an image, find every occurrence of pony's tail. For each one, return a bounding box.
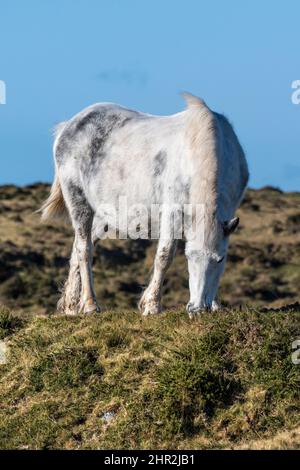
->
[38,121,69,221]
[38,170,67,221]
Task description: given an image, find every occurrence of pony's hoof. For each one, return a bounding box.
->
[82,300,101,315]
[65,308,79,316]
[186,302,207,318]
[63,303,80,316]
[141,302,162,316]
[212,300,222,311]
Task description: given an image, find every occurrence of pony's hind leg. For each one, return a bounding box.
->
[63,182,100,314]
[57,241,81,315]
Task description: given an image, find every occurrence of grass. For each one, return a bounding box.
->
[0,308,24,340]
[0,306,299,449]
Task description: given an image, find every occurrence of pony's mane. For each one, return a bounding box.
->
[183,92,219,218]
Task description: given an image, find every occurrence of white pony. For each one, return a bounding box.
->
[40,93,248,317]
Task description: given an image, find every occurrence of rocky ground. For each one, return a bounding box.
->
[0,184,299,315]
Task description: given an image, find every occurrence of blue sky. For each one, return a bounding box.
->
[0,0,299,189]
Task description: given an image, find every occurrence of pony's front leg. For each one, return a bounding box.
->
[139,238,177,316]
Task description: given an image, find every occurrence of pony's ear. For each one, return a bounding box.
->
[223,217,239,236]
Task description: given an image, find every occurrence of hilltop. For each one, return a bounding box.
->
[0,184,299,450]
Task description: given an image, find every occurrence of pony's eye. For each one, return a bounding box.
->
[217,256,224,264]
